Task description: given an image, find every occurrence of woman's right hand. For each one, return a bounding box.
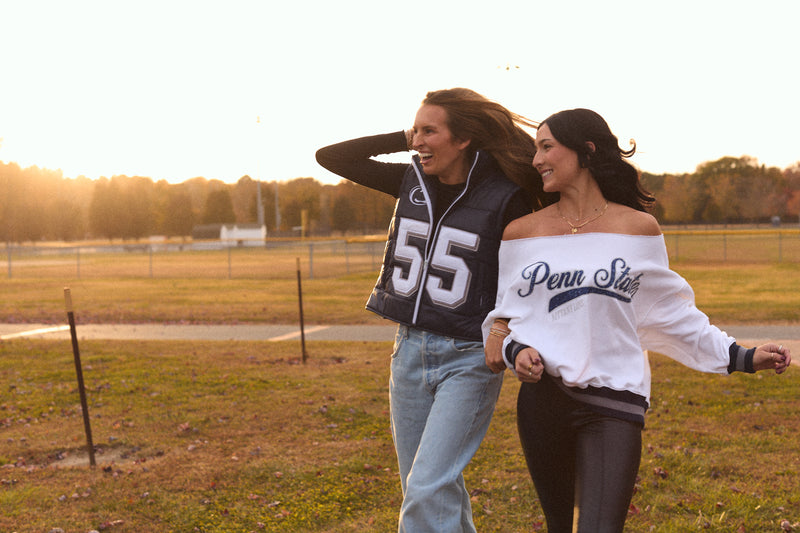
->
[515,347,544,383]
[485,321,509,374]
[404,129,415,150]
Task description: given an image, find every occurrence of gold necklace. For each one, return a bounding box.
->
[558,201,609,234]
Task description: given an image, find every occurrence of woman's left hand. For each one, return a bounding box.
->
[515,347,544,383]
[753,343,792,374]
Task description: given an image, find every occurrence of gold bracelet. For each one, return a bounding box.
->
[489,327,510,338]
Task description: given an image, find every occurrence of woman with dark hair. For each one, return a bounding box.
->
[316,88,552,532]
[483,108,791,532]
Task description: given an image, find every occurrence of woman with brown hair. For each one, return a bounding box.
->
[316,88,551,532]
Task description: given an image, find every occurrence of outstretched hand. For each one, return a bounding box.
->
[752,343,792,374]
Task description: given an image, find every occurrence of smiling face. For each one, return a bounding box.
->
[411,104,471,184]
[533,123,583,193]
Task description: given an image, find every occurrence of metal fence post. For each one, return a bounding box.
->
[64,287,96,467]
[308,243,314,280]
[296,257,308,364]
[723,234,727,262]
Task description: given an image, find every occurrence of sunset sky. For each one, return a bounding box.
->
[1,0,798,185]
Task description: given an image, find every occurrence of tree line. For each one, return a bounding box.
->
[641,156,799,225]
[0,165,397,242]
[1,155,798,243]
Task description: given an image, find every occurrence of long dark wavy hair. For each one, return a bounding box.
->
[540,108,655,211]
[422,88,557,210]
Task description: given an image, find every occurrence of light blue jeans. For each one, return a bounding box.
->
[390,325,504,533]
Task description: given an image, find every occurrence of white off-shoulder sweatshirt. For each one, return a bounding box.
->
[483,233,753,424]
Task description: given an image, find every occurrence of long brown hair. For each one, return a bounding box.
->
[422,88,555,210]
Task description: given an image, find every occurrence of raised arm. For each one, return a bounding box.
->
[316,131,410,197]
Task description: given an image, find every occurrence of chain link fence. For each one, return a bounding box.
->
[4,229,799,280]
[3,239,386,280]
[664,229,800,263]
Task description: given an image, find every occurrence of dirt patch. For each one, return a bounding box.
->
[46,445,144,468]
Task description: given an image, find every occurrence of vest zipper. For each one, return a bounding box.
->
[410,152,481,325]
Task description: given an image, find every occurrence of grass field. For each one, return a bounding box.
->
[1,262,800,326]
[1,340,798,532]
[1,253,799,532]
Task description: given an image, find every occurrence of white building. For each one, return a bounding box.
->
[192,224,267,248]
[220,224,267,246]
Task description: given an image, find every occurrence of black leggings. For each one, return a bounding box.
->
[517,376,642,533]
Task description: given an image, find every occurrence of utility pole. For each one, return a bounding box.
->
[256,181,264,226]
[255,116,265,229]
[275,181,281,231]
